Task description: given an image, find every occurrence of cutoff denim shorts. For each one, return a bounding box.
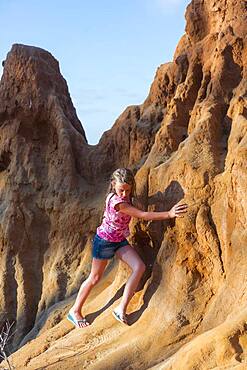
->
[92,234,129,260]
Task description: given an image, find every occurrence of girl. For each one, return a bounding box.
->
[67,168,188,327]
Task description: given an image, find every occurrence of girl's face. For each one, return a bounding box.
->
[113,181,132,200]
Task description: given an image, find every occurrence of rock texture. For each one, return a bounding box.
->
[0,0,246,368]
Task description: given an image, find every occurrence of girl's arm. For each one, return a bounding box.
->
[118,202,188,220]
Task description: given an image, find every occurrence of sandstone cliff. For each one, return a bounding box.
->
[0,0,246,369]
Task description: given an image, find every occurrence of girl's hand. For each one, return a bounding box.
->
[168,203,188,218]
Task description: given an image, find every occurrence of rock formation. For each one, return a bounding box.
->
[0,0,246,368]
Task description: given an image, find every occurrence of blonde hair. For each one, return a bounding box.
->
[99,168,137,224]
[107,168,137,202]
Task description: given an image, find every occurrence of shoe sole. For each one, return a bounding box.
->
[67,313,78,327]
[67,313,90,328]
[112,311,129,325]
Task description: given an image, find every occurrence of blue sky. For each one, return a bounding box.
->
[0,0,190,144]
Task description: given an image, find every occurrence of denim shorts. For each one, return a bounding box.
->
[92,234,129,259]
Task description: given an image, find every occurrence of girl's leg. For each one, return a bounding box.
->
[70,258,108,327]
[115,245,146,318]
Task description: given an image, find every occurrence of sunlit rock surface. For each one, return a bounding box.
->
[0,0,246,368]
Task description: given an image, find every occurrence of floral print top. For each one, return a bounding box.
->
[97,193,131,242]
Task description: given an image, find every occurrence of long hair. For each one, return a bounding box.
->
[107,168,137,202]
[100,168,137,224]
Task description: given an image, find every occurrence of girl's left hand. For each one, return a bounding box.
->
[168,203,188,218]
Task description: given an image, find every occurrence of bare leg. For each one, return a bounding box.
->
[70,258,108,327]
[114,245,146,319]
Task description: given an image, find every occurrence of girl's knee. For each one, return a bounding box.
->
[135,261,146,275]
[88,273,102,285]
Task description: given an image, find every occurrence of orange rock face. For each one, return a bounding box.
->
[0,0,246,368]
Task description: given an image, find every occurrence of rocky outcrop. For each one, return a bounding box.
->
[0,0,246,368]
[0,42,164,350]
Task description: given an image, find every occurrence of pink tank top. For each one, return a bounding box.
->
[97,193,131,242]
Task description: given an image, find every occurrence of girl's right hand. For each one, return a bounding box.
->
[168,203,188,218]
